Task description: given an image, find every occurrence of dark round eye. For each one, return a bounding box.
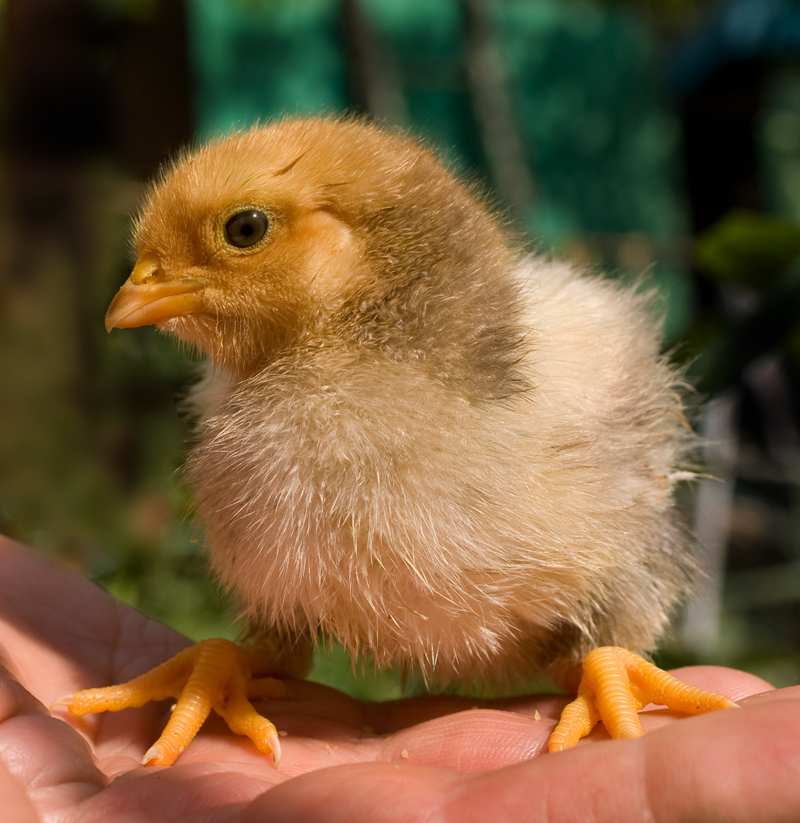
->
[224,210,269,248]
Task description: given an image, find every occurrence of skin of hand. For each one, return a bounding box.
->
[2,537,800,823]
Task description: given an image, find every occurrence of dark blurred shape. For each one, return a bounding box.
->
[339,0,408,126]
[700,260,800,394]
[460,0,536,223]
[671,0,800,95]
[108,0,194,175]
[4,0,193,177]
[680,60,766,233]
[6,0,105,158]
[0,0,200,624]
[673,0,800,231]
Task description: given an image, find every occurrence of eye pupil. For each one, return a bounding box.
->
[224,210,269,248]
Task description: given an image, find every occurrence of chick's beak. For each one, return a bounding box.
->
[105,253,206,332]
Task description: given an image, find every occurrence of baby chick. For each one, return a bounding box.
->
[61,117,734,767]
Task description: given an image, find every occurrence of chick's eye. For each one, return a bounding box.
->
[224,210,269,248]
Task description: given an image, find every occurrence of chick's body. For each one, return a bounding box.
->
[192,266,692,693]
[81,118,729,768]
[139,118,697,692]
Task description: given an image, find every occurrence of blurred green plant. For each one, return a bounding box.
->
[696,210,800,290]
[692,210,800,394]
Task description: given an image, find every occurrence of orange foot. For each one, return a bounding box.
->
[52,638,287,767]
[548,646,737,752]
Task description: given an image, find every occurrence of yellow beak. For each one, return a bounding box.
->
[105,253,206,332]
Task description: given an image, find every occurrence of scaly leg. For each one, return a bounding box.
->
[548,646,737,751]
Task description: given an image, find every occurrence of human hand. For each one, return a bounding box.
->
[1,535,798,823]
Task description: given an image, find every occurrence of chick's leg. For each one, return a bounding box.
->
[548,646,737,751]
[53,638,287,767]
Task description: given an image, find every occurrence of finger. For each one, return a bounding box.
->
[0,662,107,820]
[244,761,458,823]
[0,660,289,822]
[374,708,549,770]
[0,760,40,823]
[247,686,800,823]
[521,686,800,823]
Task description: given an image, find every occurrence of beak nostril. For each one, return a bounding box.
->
[129,251,163,286]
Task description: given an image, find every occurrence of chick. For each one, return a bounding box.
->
[60,117,734,767]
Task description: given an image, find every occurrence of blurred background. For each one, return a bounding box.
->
[3,0,800,698]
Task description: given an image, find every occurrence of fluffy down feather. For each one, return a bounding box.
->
[126,117,699,693]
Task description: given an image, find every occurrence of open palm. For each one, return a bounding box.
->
[1,536,798,823]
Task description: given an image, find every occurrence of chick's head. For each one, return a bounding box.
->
[106,117,513,377]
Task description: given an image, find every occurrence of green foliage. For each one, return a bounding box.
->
[308,645,405,701]
[696,210,800,289]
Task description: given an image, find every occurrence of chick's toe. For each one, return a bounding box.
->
[548,647,737,751]
[56,638,284,767]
